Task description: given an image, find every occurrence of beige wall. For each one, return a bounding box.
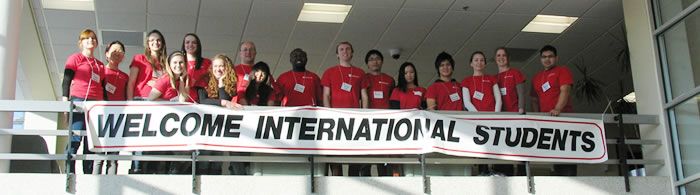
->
[622,0,675,181]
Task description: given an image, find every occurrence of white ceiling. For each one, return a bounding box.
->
[29,0,631,113]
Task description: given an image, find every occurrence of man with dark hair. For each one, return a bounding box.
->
[426,52,463,111]
[531,45,573,116]
[277,48,322,106]
[363,49,395,109]
[360,49,397,176]
[531,45,576,176]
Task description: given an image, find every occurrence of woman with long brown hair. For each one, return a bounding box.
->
[128,29,167,100]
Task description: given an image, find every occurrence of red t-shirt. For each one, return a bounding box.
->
[64,53,105,100]
[187,58,212,88]
[532,65,573,112]
[320,65,368,108]
[152,75,198,103]
[389,87,426,109]
[497,68,526,112]
[425,80,463,111]
[362,73,395,109]
[461,75,498,112]
[240,81,282,106]
[129,54,163,98]
[277,70,322,106]
[104,68,129,101]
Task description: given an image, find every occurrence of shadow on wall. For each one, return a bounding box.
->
[10,135,58,173]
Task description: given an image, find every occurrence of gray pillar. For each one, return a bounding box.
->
[622,0,674,183]
[0,0,22,172]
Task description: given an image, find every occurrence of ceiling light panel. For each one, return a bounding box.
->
[41,0,94,11]
[522,14,578,34]
[297,3,351,23]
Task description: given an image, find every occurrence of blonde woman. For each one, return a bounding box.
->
[148,51,195,102]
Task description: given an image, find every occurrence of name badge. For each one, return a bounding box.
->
[413,91,423,96]
[294,83,305,93]
[105,83,116,94]
[473,91,484,100]
[91,72,100,82]
[542,81,551,92]
[500,88,507,95]
[244,74,250,81]
[373,91,383,99]
[341,82,352,92]
[449,93,460,102]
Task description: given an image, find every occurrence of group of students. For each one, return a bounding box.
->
[63,28,575,176]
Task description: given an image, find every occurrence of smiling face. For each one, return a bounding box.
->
[438,60,453,78]
[184,35,198,55]
[80,32,97,50]
[470,53,486,72]
[239,42,256,65]
[169,54,186,75]
[212,58,226,78]
[148,33,163,52]
[252,70,267,83]
[495,49,509,67]
[336,43,353,62]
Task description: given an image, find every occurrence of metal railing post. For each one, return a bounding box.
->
[420,154,429,194]
[309,155,315,193]
[616,105,631,192]
[526,161,534,194]
[192,150,200,194]
[65,100,75,193]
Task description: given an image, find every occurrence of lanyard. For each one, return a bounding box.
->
[337,66,353,84]
[292,71,307,86]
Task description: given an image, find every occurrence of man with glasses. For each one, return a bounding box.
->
[531,45,576,176]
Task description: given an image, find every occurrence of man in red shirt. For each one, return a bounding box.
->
[531,45,576,176]
[321,41,369,108]
[362,49,395,109]
[426,52,463,111]
[229,41,260,175]
[321,41,369,176]
[531,45,573,116]
[277,48,322,106]
[361,49,397,176]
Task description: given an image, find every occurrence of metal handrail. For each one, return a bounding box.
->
[0,153,665,165]
[0,100,663,193]
[0,129,663,146]
[0,100,663,164]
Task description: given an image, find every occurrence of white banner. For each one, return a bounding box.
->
[83,101,607,163]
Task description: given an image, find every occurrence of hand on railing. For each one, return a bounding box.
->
[61,96,70,125]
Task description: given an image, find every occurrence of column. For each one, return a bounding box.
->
[622,0,674,178]
[0,0,23,172]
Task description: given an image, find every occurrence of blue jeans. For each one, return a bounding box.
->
[66,97,93,174]
[129,97,147,173]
